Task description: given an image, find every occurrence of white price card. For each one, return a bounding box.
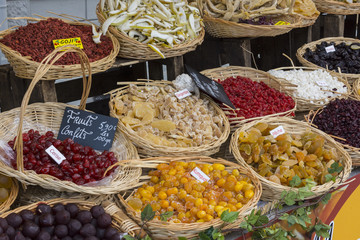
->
[270,126,286,139]
[175,89,192,99]
[325,45,336,53]
[316,80,328,87]
[45,145,66,165]
[191,167,210,183]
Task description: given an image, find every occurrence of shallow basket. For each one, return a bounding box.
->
[108,80,230,158]
[96,4,205,60]
[313,0,360,15]
[269,66,351,111]
[305,108,360,166]
[353,79,360,100]
[0,198,141,237]
[296,37,360,84]
[0,16,119,80]
[0,46,141,195]
[117,156,262,240]
[201,66,297,132]
[230,117,352,201]
[0,178,19,214]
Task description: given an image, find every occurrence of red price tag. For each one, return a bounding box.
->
[191,167,210,183]
[270,126,286,138]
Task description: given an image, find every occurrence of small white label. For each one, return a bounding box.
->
[316,80,328,87]
[175,89,191,99]
[270,126,286,139]
[45,145,66,165]
[191,167,210,183]
[325,45,336,53]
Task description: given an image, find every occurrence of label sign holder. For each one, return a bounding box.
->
[57,107,118,151]
[185,65,236,109]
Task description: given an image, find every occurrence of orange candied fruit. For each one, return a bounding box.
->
[127,161,255,223]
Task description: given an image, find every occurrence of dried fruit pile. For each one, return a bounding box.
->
[237,122,342,186]
[0,203,125,239]
[303,41,360,74]
[0,175,12,203]
[0,18,113,65]
[7,129,118,185]
[311,99,360,148]
[113,84,224,147]
[219,76,295,119]
[127,162,255,223]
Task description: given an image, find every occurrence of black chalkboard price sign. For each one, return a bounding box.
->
[185,65,235,109]
[57,107,119,151]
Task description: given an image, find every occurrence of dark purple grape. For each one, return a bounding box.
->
[73,235,84,240]
[95,228,105,239]
[79,224,96,237]
[0,234,9,240]
[37,230,51,240]
[61,237,72,240]
[14,231,26,240]
[41,226,55,236]
[104,227,117,239]
[97,213,111,229]
[54,225,68,238]
[6,213,23,228]
[0,218,8,230]
[22,221,40,238]
[39,213,55,227]
[5,226,15,239]
[90,206,105,219]
[36,204,52,215]
[68,219,82,236]
[51,204,65,214]
[76,211,92,224]
[84,237,98,240]
[19,210,34,222]
[55,211,70,225]
[65,204,79,218]
[0,227,3,235]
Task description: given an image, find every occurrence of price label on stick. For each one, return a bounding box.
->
[191,167,210,183]
[275,21,290,25]
[57,107,118,151]
[45,145,66,165]
[53,37,84,49]
[270,126,286,139]
[175,89,191,99]
[185,65,236,109]
[325,45,336,53]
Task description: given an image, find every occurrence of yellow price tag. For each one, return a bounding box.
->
[52,37,84,49]
[274,21,291,26]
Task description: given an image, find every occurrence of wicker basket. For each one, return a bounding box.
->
[230,117,352,201]
[0,198,141,237]
[201,66,297,132]
[296,37,360,85]
[269,66,351,111]
[305,108,360,166]
[96,4,205,60]
[313,0,360,15]
[0,46,141,195]
[0,178,19,214]
[117,156,262,240]
[353,78,360,100]
[108,80,230,158]
[0,16,119,80]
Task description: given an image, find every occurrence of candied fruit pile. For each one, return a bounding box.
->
[0,175,12,203]
[127,162,255,223]
[113,84,224,147]
[237,122,342,186]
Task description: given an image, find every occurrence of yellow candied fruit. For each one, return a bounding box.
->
[216,178,226,187]
[160,200,169,209]
[197,210,206,219]
[213,163,225,171]
[195,198,203,207]
[245,190,254,199]
[158,191,167,200]
[232,169,240,176]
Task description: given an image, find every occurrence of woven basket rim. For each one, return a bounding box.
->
[0,16,119,76]
[108,80,230,156]
[117,157,262,230]
[353,79,360,100]
[230,116,352,200]
[296,37,360,79]
[269,66,351,103]
[0,178,19,214]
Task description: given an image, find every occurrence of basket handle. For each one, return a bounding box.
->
[14,45,92,172]
[196,0,205,17]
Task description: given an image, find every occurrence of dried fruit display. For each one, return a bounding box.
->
[218,76,295,119]
[7,130,118,185]
[127,161,255,223]
[0,175,12,204]
[237,122,342,186]
[113,84,224,147]
[0,18,113,65]
[0,203,126,239]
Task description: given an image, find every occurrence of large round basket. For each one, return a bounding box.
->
[0,46,141,195]
[353,79,360,100]
[305,108,360,167]
[96,4,205,60]
[201,66,297,132]
[116,156,262,240]
[0,16,119,80]
[313,0,360,15]
[108,80,230,158]
[269,66,351,111]
[230,117,352,201]
[296,37,360,84]
[0,178,19,214]
[0,198,141,237]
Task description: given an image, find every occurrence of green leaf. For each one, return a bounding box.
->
[124,235,137,240]
[141,204,155,222]
[304,178,317,188]
[284,191,297,205]
[321,193,332,204]
[239,221,248,229]
[289,175,301,187]
[220,209,239,223]
[254,215,269,227]
[314,223,331,238]
[287,215,297,226]
[198,232,211,240]
[328,162,343,174]
[143,235,152,240]
[324,174,334,183]
[279,213,289,221]
[204,226,214,238]
[297,187,314,200]
[178,237,188,240]
[160,211,173,221]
